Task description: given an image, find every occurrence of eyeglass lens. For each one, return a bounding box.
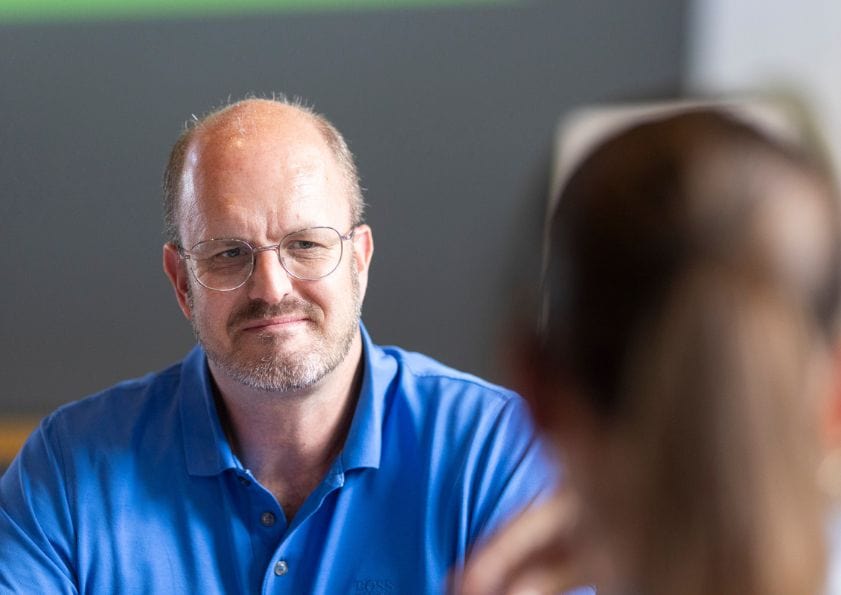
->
[188,227,344,290]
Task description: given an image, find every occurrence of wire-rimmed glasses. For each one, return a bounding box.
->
[180,226,357,291]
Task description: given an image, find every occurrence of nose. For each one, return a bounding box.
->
[246,247,293,303]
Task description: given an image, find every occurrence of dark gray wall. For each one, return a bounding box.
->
[0,1,687,415]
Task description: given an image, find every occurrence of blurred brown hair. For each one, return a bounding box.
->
[536,109,841,595]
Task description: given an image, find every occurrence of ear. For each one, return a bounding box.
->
[163,243,193,320]
[350,224,374,297]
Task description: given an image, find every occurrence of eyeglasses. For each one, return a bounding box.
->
[180,226,357,291]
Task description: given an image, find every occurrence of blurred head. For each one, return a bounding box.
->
[162,98,374,392]
[533,109,841,595]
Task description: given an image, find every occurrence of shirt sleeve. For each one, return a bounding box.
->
[0,417,79,594]
[467,394,560,547]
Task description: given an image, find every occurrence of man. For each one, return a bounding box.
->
[0,97,555,594]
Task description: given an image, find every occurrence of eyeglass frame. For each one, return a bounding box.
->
[177,225,360,292]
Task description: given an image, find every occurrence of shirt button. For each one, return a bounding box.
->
[274,560,288,576]
[260,511,276,527]
[238,475,251,487]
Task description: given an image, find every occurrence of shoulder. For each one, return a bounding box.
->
[42,360,184,441]
[1,356,193,530]
[369,343,535,450]
[19,355,194,472]
[0,355,197,593]
[368,343,558,547]
[376,343,519,409]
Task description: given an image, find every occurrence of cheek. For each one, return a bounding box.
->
[190,288,238,328]
[308,267,355,309]
[305,284,341,317]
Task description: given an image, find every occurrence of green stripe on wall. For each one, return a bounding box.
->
[0,0,516,23]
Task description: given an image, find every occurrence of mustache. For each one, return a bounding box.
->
[227,298,319,330]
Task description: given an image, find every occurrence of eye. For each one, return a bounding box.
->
[216,246,245,259]
[281,228,339,262]
[191,240,252,264]
[287,240,321,251]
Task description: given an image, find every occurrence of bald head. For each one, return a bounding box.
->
[163,97,364,245]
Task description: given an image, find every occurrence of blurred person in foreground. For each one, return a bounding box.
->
[0,96,563,594]
[461,106,841,595]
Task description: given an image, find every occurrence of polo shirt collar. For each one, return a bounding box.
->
[339,321,391,472]
[179,345,239,476]
[180,321,391,477]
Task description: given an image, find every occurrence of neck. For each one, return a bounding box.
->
[210,332,364,519]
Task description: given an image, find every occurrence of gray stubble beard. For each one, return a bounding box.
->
[188,265,362,393]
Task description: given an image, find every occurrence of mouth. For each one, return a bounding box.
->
[240,315,310,332]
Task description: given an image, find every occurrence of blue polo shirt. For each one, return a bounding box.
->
[0,324,567,594]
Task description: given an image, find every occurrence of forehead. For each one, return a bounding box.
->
[178,104,352,240]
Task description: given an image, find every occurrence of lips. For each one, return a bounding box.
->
[228,298,320,334]
[240,315,309,332]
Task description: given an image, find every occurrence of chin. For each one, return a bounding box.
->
[232,354,337,392]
